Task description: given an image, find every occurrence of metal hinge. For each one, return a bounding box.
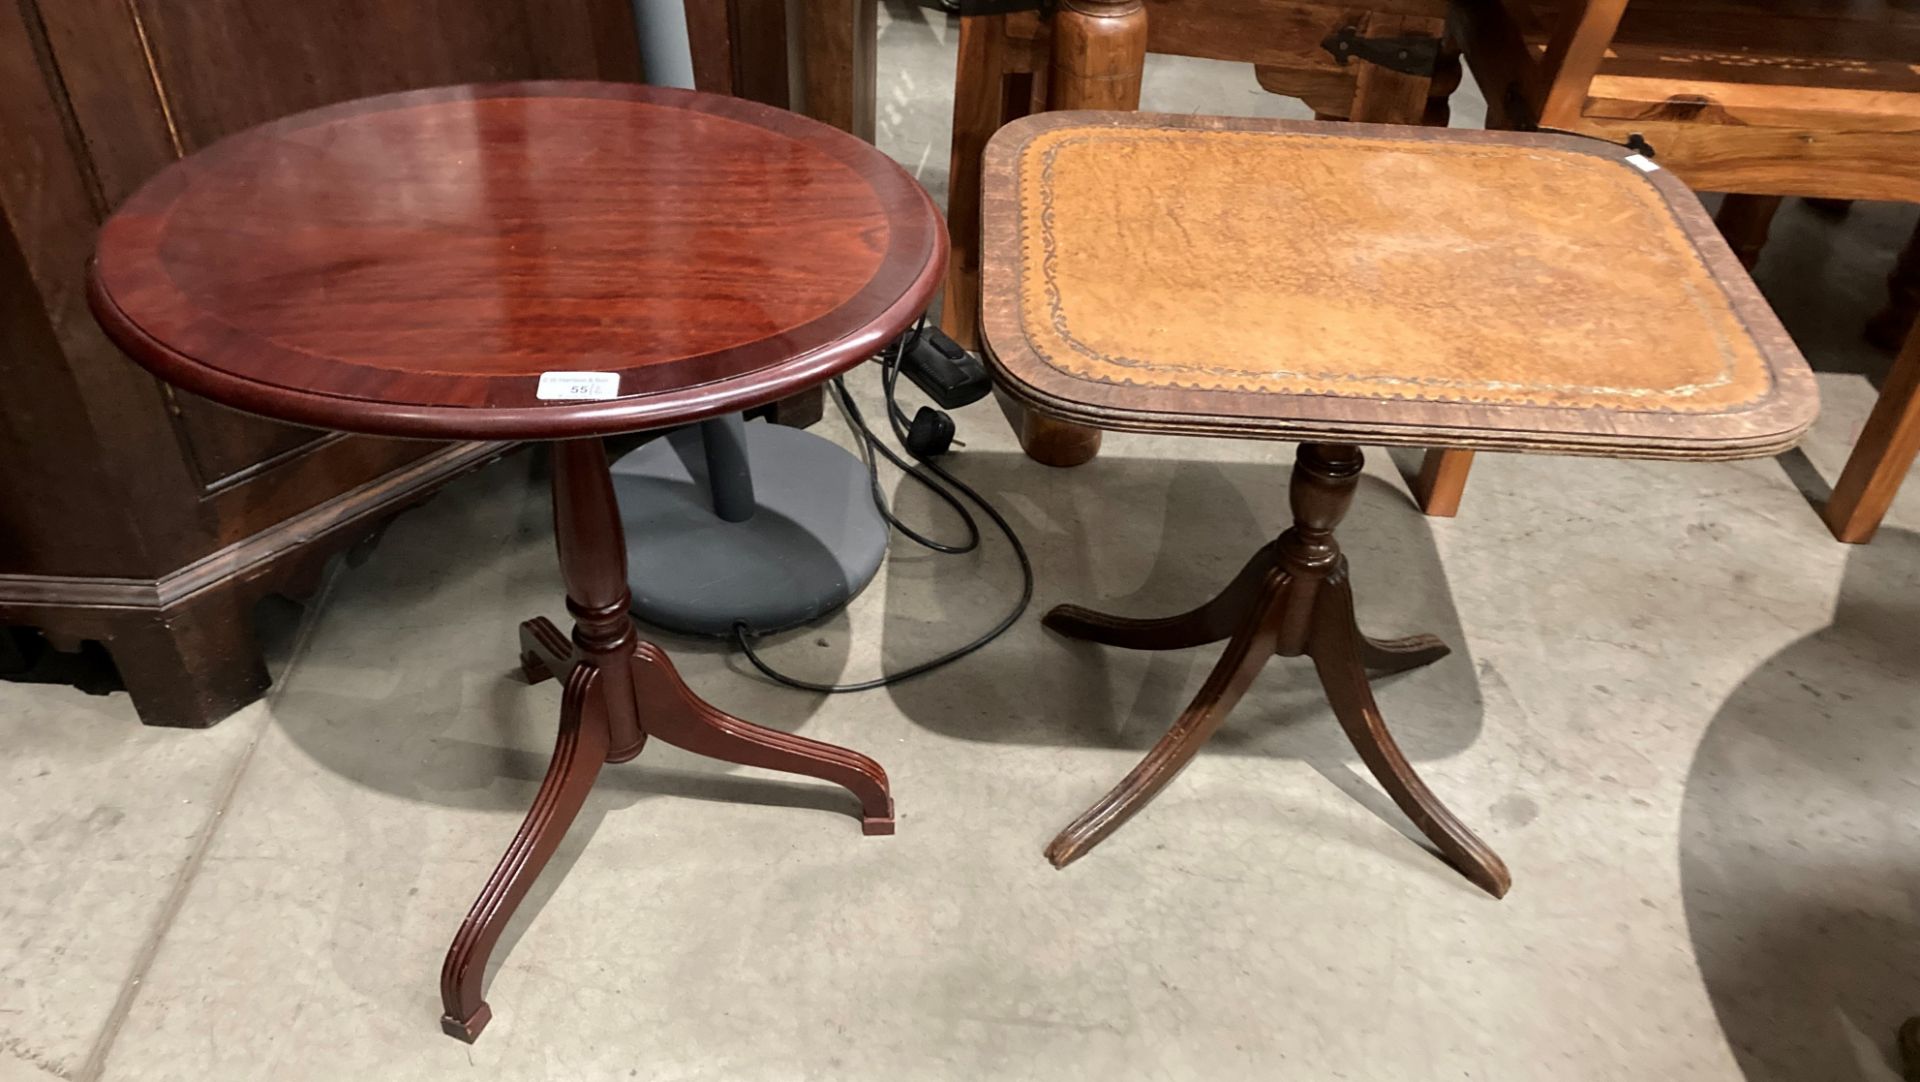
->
[1320,26,1441,78]
[1502,88,1658,158]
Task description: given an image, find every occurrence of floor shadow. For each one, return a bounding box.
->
[1681,526,1920,1081]
[880,446,1483,762]
[265,450,845,820]
[257,449,864,1008]
[1776,446,1837,510]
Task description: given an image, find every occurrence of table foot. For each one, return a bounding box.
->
[1042,543,1281,652]
[1356,631,1451,675]
[440,1003,492,1043]
[440,664,609,1040]
[1045,443,1508,896]
[1046,568,1291,868]
[631,640,894,831]
[518,616,572,685]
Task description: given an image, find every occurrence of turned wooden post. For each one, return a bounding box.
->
[1004,0,1149,469]
[1049,0,1147,112]
[551,438,645,759]
[1273,443,1363,653]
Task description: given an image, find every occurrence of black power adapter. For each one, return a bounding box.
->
[897,325,992,409]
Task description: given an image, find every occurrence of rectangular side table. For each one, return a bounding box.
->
[980,112,1818,896]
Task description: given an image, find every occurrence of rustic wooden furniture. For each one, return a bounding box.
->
[0,0,646,726]
[1417,0,1920,542]
[981,112,1817,895]
[1868,223,1920,354]
[88,82,945,1040]
[685,0,877,139]
[941,0,1459,467]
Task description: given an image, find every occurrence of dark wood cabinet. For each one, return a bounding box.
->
[0,0,643,726]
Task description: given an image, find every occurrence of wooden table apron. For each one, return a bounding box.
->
[85,81,947,1041]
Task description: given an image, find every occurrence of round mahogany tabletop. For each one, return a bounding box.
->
[88,82,947,439]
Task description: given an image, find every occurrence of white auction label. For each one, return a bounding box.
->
[536,371,621,401]
[1624,154,1660,172]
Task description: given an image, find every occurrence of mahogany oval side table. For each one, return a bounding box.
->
[87,81,946,1041]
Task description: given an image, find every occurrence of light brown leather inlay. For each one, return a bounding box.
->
[1014,126,1773,413]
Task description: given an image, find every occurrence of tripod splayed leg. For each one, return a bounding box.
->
[1043,443,1510,899]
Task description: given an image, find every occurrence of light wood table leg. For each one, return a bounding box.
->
[1413,448,1475,517]
[1825,325,1920,543]
[941,15,1012,353]
[998,0,1149,468]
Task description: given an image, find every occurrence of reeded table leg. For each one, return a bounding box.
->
[1356,630,1452,675]
[1045,567,1291,868]
[1044,443,1508,897]
[1042,542,1281,652]
[441,664,609,1040]
[1308,574,1509,897]
[631,640,894,834]
[440,438,895,1042]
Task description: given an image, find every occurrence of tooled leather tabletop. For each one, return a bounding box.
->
[979,112,1817,459]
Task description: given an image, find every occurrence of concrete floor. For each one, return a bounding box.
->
[7,7,1920,1081]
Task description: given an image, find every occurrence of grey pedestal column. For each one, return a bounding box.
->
[610,414,888,636]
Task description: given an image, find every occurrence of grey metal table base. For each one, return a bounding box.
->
[610,414,887,636]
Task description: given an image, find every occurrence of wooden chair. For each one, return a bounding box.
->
[940,0,1459,466]
[1420,0,1920,542]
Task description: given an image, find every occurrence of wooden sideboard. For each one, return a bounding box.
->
[0,0,642,726]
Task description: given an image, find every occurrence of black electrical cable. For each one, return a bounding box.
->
[731,328,1034,693]
[843,330,979,555]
